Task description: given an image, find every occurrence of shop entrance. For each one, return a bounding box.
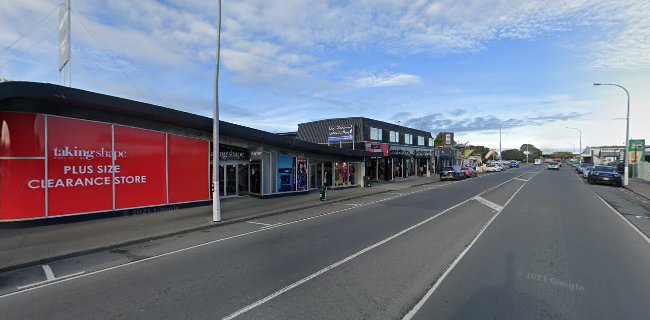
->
[220,162,249,197]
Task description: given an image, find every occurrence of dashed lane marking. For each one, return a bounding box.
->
[473,196,504,212]
[16,265,85,291]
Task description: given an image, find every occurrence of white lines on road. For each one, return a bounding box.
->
[473,196,504,212]
[16,265,85,291]
[223,170,540,320]
[402,167,543,320]
[593,192,650,245]
[0,169,537,301]
[341,204,362,206]
[514,178,528,182]
[246,221,276,227]
[222,197,476,320]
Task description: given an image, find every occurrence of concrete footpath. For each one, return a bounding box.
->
[0,176,440,272]
[625,178,650,200]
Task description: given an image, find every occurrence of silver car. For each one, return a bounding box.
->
[582,165,595,178]
[547,161,560,170]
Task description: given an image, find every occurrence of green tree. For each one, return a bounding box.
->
[434,132,444,147]
[501,149,525,161]
[548,152,574,160]
[520,144,542,161]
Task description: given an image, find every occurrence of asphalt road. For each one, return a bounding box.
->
[1,165,649,320]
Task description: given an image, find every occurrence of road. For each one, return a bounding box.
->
[1,165,650,320]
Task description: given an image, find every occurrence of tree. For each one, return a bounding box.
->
[548,152,574,160]
[520,144,542,162]
[434,132,444,147]
[501,149,525,161]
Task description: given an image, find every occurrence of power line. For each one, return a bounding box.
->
[0,2,63,58]
[71,11,169,107]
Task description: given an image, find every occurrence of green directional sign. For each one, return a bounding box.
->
[629,139,645,163]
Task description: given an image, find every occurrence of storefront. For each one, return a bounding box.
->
[0,81,372,221]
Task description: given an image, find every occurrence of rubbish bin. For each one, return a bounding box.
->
[363,176,371,187]
[319,186,327,201]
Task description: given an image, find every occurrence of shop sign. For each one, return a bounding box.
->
[364,141,389,156]
[296,157,308,191]
[0,112,210,221]
[629,139,646,163]
[219,146,249,161]
[328,125,354,143]
[250,151,265,160]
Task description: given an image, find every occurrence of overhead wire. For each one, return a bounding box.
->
[71,10,169,107]
[0,2,63,58]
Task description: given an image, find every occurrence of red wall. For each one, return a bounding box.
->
[0,112,210,221]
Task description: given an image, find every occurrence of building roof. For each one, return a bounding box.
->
[0,81,373,158]
[296,117,433,143]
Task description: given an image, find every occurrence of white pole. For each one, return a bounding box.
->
[212,0,222,222]
[594,83,631,186]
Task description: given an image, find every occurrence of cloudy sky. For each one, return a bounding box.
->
[1,0,649,153]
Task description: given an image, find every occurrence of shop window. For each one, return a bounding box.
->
[370,127,382,141]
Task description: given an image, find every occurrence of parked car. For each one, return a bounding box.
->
[510,161,520,168]
[588,165,622,187]
[440,166,466,181]
[547,161,560,170]
[576,163,591,173]
[486,163,501,172]
[461,166,477,178]
[582,165,595,178]
[496,163,507,171]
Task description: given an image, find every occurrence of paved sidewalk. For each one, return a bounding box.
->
[625,178,650,200]
[0,175,440,272]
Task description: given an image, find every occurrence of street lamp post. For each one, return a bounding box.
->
[499,123,502,161]
[212,0,222,222]
[594,83,631,186]
[566,127,582,164]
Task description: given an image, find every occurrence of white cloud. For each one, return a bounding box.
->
[354,72,422,87]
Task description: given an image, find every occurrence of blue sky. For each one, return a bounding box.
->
[1,0,649,153]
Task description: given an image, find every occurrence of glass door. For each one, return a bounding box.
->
[250,161,261,194]
[238,164,249,196]
[226,164,237,196]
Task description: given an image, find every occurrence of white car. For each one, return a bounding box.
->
[582,165,595,178]
[547,162,560,170]
[486,164,501,172]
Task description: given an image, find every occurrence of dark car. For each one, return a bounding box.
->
[588,165,622,187]
[440,166,466,181]
[461,166,477,178]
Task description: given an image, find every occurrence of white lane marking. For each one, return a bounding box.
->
[473,196,504,212]
[222,198,476,320]
[0,171,523,300]
[42,265,55,281]
[514,178,528,182]
[402,167,543,320]
[593,193,650,245]
[341,204,361,206]
[16,270,86,291]
[222,174,533,319]
[246,221,275,227]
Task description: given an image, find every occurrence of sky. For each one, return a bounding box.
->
[0,0,648,153]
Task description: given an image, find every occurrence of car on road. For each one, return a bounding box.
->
[461,167,477,178]
[547,161,560,170]
[440,166,466,181]
[496,163,507,171]
[588,165,622,187]
[582,164,595,178]
[576,163,591,173]
[510,161,520,168]
[486,163,501,172]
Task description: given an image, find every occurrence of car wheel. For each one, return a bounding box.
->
[616,181,622,188]
[588,178,594,184]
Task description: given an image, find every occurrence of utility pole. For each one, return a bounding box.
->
[594,83,631,186]
[212,0,222,222]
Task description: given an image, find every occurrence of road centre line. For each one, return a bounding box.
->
[223,172,538,319]
[473,196,504,212]
[402,168,543,320]
[1,171,530,300]
[514,178,528,182]
[593,192,650,245]
[246,221,275,227]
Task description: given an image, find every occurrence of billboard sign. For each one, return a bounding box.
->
[328,125,354,143]
[0,112,210,221]
[485,149,495,160]
[442,132,454,147]
[629,139,646,163]
[58,0,70,71]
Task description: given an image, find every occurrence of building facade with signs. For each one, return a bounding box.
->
[296,117,436,181]
[0,82,372,222]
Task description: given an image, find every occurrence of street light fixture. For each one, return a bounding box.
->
[565,127,582,164]
[594,82,631,186]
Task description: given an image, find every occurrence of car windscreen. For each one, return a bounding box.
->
[594,166,616,172]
